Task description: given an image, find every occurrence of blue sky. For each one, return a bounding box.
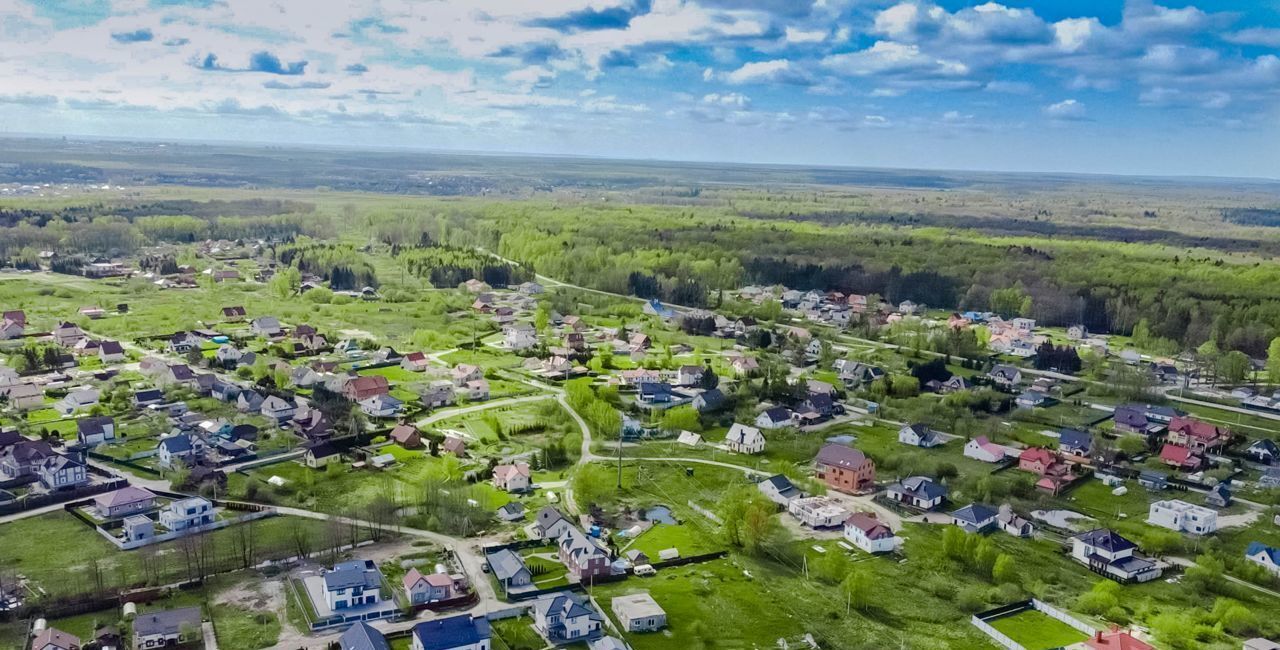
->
[1,0,1279,177]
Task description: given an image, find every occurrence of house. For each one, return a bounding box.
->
[951,503,999,533]
[339,622,390,650]
[1148,500,1218,535]
[389,424,423,449]
[997,504,1035,537]
[3,382,43,410]
[401,352,431,372]
[788,496,850,528]
[493,463,531,492]
[488,548,533,591]
[221,306,247,322]
[54,388,100,415]
[964,436,1007,463]
[0,314,25,340]
[898,423,942,448]
[167,331,199,354]
[98,340,125,363]
[637,382,672,404]
[497,502,525,522]
[1246,542,1280,576]
[692,388,726,413]
[37,454,88,490]
[504,324,538,351]
[988,365,1022,388]
[1070,529,1162,583]
[534,506,575,540]
[94,486,157,518]
[940,376,973,393]
[418,382,455,410]
[360,394,404,418]
[157,433,201,468]
[531,592,604,644]
[843,513,896,554]
[73,338,101,358]
[797,392,839,420]
[52,321,86,346]
[250,317,283,337]
[465,380,490,401]
[159,496,213,531]
[345,376,390,402]
[754,407,792,430]
[132,607,202,650]
[442,436,467,458]
[1016,391,1047,408]
[1113,405,1166,435]
[132,389,164,408]
[410,615,492,650]
[260,395,298,423]
[0,440,54,479]
[1058,429,1093,456]
[323,559,384,611]
[611,592,667,633]
[729,355,759,376]
[724,423,765,455]
[1018,448,1060,475]
[814,444,876,494]
[1206,483,1232,508]
[676,365,705,387]
[73,416,116,448]
[403,568,456,604]
[1246,439,1280,465]
[834,361,885,388]
[557,526,612,582]
[1159,443,1203,471]
[758,474,801,506]
[885,476,947,510]
[1166,417,1229,453]
[1138,470,1169,491]
[451,364,483,386]
[32,626,81,650]
[304,441,341,468]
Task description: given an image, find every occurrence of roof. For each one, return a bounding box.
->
[1169,416,1225,441]
[305,441,340,458]
[132,607,202,637]
[95,486,155,509]
[323,559,381,591]
[1073,529,1137,553]
[389,424,420,443]
[33,627,81,650]
[760,406,790,423]
[951,503,999,525]
[1019,447,1057,465]
[1058,428,1092,451]
[411,615,491,650]
[761,474,800,499]
[725,423,763,445]
[158,435,193,454]
[1247,542,1280,565]
[844,513,893,539]
[339,622,391,650]
[815,444,869,470]
[890,476,948,501]
[1086,628,1156,650]
[1159,444,1197,465]
[77,415,113,437]
[99,340,124,355]
[487,548,530,581]
[612,592,666,619]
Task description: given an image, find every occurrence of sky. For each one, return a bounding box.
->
[1,0,1279,178]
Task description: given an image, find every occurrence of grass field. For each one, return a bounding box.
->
[987,609,1090,649]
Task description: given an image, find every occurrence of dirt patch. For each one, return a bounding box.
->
[215,577,284,613]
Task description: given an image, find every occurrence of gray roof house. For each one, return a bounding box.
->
[758,474,802,506]
[133,607,203,648]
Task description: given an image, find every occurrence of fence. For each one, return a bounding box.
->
[0,477,125,516]
[971,599,1095,650]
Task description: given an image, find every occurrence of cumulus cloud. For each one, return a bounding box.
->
[1043,98,1087,121]
[720,59,814,85]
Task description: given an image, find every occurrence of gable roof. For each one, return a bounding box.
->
[339,622,391,650]
[762,474,800,499]
[33,627,81,650]
[759,406,790,423]
[890,476,948,501]
[844,513,893,539]
[1058,428,1093,451]
[951,503,999,525]
[1073,528,1137,553]
[133,607,202,637]
[814,444,869,470]
[488,548,530,581]
[412,615,491,650]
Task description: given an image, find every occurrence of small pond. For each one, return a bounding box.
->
[643,505,676,525]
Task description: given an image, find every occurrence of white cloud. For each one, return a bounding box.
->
[702,92,750,108]
[784,26,828,44]
[721,59,814,85]
[1043,98,1086,120]
[821,41,968,78]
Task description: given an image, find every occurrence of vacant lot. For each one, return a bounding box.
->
[988,609,1089,649]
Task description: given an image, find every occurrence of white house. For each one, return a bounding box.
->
[1148,500,1218,535]
[531,592,603,645]
[611,592,667,633]
[787,496,850,528]
[98,340,126,363]
[159,496,214,531]
[54,387,100,416]
[156,433,202,468]
[1246,543,1280,577]
[1069,529,1162,583]
[757,474,801,506]
[754,407,792,430]
[492,463,531,492]
[323,559,384,611]
[360,394,403,418]
[76,416,116,447]
[402,568,456,604]
[964,436,1006,463]
[251,316,283,337]
[724,423,765,455]
[36,454,88,490]
[260,395,297,423]
[843,513,897,554]
[401,352,431,372]
[504,324,538,351]
[898,423,942,448]
[132,607,203,650]
[52,322,85,346]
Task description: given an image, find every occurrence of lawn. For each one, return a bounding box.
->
[623,521,724,560]
[987,610,1089,650]
[211,603,281,650]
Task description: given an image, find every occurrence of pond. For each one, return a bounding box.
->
[643,505,676,525]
